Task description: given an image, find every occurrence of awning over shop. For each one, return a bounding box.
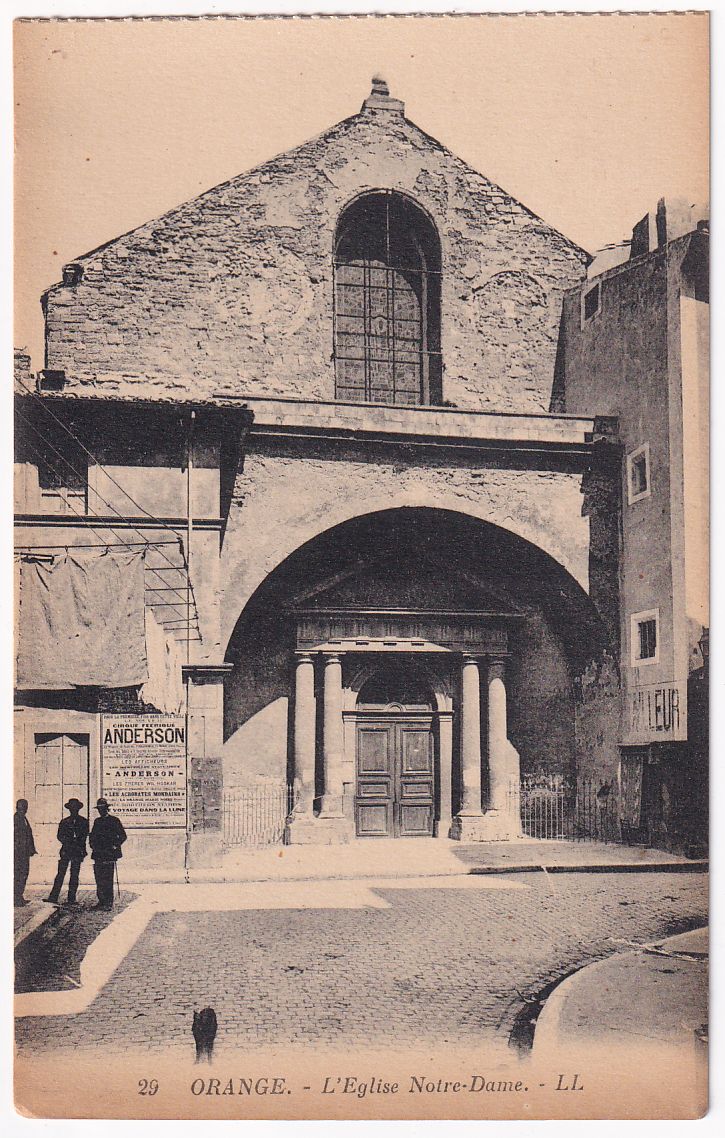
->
[17,547,147,689]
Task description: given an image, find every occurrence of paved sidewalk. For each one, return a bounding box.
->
[533,924,708,1055]
[24,838,704,890]
[17,839,704,955]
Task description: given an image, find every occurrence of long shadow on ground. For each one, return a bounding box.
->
[15,891,136,993]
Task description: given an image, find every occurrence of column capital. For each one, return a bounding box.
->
[294,651,315,664]
[461,654,482,667]
[322,651,343,665]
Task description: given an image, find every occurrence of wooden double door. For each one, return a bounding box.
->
[355,716,435,838]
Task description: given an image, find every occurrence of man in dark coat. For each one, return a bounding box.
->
[89,798,127,911]
[45,798,89,907]
[14,799,36,907]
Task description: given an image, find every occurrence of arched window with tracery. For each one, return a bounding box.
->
[333,192,442,405]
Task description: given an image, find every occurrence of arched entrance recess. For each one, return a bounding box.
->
[223,508,616,845]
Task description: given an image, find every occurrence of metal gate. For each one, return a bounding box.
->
[515,774,622,843]
[517,773,570,840]
[222,784,296,848]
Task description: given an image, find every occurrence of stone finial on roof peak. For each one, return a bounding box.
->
[362,76,404,116]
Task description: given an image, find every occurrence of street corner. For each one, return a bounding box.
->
[531,922,709,1060]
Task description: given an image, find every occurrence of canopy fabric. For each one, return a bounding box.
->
[16,548,148,689]
[141,606,186,715]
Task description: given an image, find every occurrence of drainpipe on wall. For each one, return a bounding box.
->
[183,410,196,883]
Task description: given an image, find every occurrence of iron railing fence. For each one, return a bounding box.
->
[222,784,297,848]
[222,775,623,847]
[515,773,622,843]
[517,773,570,840]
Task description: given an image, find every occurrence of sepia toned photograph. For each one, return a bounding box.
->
[12,9,709,1121]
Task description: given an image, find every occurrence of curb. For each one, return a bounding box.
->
[531,925,709,1057]
[468,860,708,876]
[27,859,706,889]
[113,859,707,886]
[531,953,613,1056]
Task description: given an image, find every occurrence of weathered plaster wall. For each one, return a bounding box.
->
[508,610,576,777]
[574,651,621,783]
[562,250,675,690]
[45,96,587,413]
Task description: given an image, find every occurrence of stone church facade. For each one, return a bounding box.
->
[16,80,629,865]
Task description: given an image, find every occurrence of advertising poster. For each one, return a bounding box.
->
[101,716,187,828]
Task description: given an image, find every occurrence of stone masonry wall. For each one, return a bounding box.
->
[45,93,588,413]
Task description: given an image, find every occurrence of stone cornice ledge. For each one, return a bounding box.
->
[238,395,597,453]
[182,663,234,682]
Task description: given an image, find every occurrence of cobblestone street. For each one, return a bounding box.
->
[15,871,706,1056]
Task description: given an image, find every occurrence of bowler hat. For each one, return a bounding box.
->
[64,798,83,810]
[96,797,109,807]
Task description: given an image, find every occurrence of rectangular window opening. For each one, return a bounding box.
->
[638,619,657,660]
[583,283,601,322]
[627,443,651,504]
[631,609,660,667]
[38,447,88,514]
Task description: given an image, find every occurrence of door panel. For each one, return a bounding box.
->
[399,804,434,836]
[32,733,89,857]
[357,803,392,837]
[400,726,433,772]
[356,718,434,838]
[397,724,434,836]
[33,734,62,857]
[358,728,391,774]
[356,725,395,837]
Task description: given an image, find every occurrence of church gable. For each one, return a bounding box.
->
[44,79,588,413]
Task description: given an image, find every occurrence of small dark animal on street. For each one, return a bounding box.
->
[192,1007,218,1064]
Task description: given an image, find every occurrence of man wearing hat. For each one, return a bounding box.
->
[89,798,127,910]
[45,797,89,907]
[14,799,36,907]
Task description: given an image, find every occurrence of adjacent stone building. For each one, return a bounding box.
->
[559,198,709,853]
[14,80,705,869]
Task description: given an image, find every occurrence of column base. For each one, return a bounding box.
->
[186,832,223,868]
[285,814,354,845]
[319,794,344,818]
[450,810,522,842]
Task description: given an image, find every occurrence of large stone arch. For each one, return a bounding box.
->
[221,507,619,795]
[220,471,590,652]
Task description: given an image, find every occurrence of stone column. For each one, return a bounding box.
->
[320,653,344,817]
[459,656,484,816]
[436,711,453,838]
[486,656,521,839]
[293,652,316,814]
[487,658,510,813]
